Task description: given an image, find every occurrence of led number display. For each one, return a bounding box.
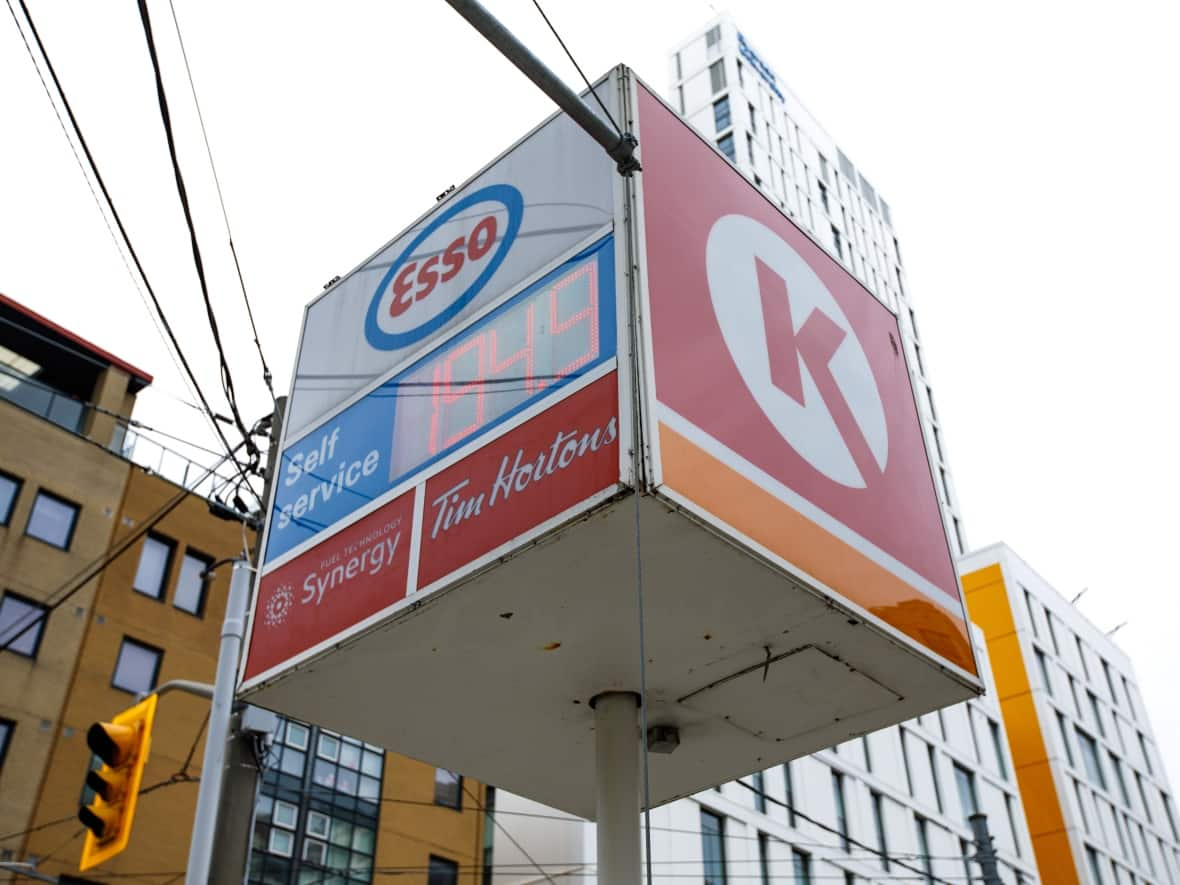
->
[388,236,615,484]
[264,235,616,565]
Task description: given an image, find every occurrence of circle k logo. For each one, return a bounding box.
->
[365,184,524,350]
[706,214,888,489]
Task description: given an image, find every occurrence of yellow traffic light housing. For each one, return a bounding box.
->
[78,694,157,871]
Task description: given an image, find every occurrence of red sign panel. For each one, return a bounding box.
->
[418,372,619,589]
[637,85,971,671]
[244,490,416,681]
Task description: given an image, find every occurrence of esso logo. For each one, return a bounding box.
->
[365,184,523,350]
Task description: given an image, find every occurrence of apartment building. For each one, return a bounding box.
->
[0,293,490,883]
[962,544,1180,885]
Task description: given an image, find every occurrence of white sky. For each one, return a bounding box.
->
[1,1,1176,792]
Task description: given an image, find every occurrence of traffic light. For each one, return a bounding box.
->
[78,693,157,871]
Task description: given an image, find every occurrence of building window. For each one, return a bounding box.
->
[752,769,766,813]
[133,534,174,600]
[705,24,721,50]
[927,744,944,813]
[792,849,812,885]
[871,791,890,871]
[713,96,732,133]
[1085,846,1106,884]
[674,52,682,81]
[0,718,14,770]
[708,60,726,94]
[900,728,915,795]
[1034,648,1053,696]
[818,181,830,213]
[832,770,849,850]
[783,761,796,827]
[736,58,744,86]
[1101,659,1119,706]
[747,102,757,136]
[1163,793,1179,842]
[1137,732,1155,776]
[1109,753,1131,807]
[988,720,1009,779]
[434,768,463,809]
[757,832,770,885]
[1120,676,1137,721]
[1136,773,1154,824]
[716,134,736,163]
[914,816,934,884]
[428,856,459,885]
[1057,712,1076,766]
[746,133,755,164]
[700,808,727,885]
[1005,794,1022,857]
[25,489,78,549]
[111,637,162,694]
[1076,729,1107,790]
[0,591,47,658]
[174,550,211,616]
[1076,635,1092,681]
[1087,692,1107,738]
[954,764,978,826]
[0,470,20,524]
[831,226,844,260]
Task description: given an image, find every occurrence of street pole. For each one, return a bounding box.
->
[440,0,640,175]
[185,559,252,885]
[968,812,1003,885]
[592,692,641,885]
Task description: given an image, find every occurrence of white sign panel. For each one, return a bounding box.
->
[287,85,617,435]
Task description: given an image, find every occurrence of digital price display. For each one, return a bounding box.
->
[386,235,616,485]
[265,235,616,565]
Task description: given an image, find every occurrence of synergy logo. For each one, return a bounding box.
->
[365,184,524,350]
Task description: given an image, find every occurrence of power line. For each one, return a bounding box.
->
[133,0,259,469]
[0,445,244,655]
[5,0,251,487]
[163,0,275,401]
[529,0,621,135]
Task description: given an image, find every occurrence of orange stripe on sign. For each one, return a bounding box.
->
[659,422,975,675]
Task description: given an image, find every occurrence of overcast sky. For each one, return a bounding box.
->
[2,1,1176,788]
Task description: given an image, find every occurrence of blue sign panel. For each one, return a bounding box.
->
[266,235,617,563]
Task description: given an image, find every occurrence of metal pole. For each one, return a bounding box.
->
[185,559,252,885]
[968,812,1003,885]
[440,0,640,175]
[593,692,641,885]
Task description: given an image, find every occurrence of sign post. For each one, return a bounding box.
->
[593,693,642,885]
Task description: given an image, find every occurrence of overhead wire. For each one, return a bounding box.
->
[163,0,275,401]
[4,0,253,489]
[133,0,260,471]
[529,0,620,135]
[0,444,244,655]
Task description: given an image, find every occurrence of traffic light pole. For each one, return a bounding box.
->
[184,559,252,885]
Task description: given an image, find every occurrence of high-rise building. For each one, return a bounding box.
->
[668,14,967,559]
[962,544,1180,885]
[485,17,1036,884]
[0,293,490,883]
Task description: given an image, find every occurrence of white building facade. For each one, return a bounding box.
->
[961,544,1180,885]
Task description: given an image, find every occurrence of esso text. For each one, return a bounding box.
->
[388,215,498,318]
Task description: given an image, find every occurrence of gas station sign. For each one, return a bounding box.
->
[240,69,981,820]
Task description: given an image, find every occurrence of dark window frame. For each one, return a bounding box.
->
[0,468,22,525]
[0,590,48,659]
[173,548,213,618]
[24,487,80,550]
[110,636,164,695]
[433,768,463,810]
[0,717,14,770]
[427,854,459,885]
[132,532,176,602]
[700,808,727,885]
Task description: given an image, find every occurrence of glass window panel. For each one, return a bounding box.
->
[327,844,349,871]
[0,592,46,657]
[313,758,337,789]
[700,809,726,885]
[133,535,173,599]
[307,810,330,838]
[302,839,326,864]
[329,818,353,848]
[358,775,380,801]
[350,853,372,876]
[112,638,161,694]
[339,742,361,770]
[0,472,19,524]
[279,748,305,777]
[352,825,375,855]
[336,767,358,796]
[273,799,298,829]
[428,856,459,885]
[267,828,294,857]
[434,768,462,808]
[26,491,78,549]
[255,794,274,823]
[286,722,310,750]
[319,733,341,761]
[174,552,209,615]
[361,750,383,777]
